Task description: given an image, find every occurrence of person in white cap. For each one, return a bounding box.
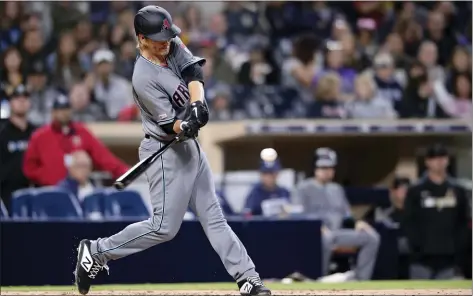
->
[87,49,133,120]
[293,147,380,282]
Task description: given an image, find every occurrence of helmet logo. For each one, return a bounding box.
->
[162,19,170,32]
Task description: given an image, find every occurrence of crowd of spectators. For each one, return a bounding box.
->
[1,1,471,122]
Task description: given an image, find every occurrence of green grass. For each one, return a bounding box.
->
[3,280,471,291]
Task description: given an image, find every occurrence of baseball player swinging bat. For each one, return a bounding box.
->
[74,5,270,296]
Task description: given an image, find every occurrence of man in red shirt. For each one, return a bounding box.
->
[23,94,129,186]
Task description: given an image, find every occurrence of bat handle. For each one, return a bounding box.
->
[113,181,126,191]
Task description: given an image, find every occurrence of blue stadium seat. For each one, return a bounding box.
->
[104,190,150,219]
[81,190,107,220]
[11,188,36,219]
[31,187,83,220]
[0,199,8,219]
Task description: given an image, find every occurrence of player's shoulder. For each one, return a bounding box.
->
[169,37,187,54]
[132,56,161,87]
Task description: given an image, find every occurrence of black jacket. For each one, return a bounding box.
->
[0,120,36,212]
[402,177,470,261]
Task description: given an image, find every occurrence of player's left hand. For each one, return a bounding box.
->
[180,119,200,138]
[189,101,209,127]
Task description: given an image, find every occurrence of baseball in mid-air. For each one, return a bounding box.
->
[260,148,278,162]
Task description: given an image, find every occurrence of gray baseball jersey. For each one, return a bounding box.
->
[89,37,259,283]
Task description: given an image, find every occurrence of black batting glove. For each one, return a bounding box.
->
[180,119,200,138]
[190,101,209,127]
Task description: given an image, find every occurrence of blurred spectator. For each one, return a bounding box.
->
[345,73,397,119]
[1,2,23,49]
[109,12,135,53]
[383,32,414,71]
[307,73,346,119]
[224,2,260,46]
[445,46,472,93]
[69,82,107,122]
[1,47,26,95]
[19,28,47,68]
[27,60,60,126]
[371,52,404,113]
[183,4,205,45]
[293,147,380,281]
[198,34,236,85]
[403,144,470,279]
[207,86,244,121]
[417,40,445,83]
[316,41,357,95]
[51,2,84,35]
[238,43,279,86]
[432,74,472,120]
[365,176,412,279]
[400,61,448,118]
[243,148,290,217]
[115,38,136,81]
[46,31,86,91]
[352,2,390,28]
[117,105,140,122]
[339,32,370,72]
[264,2,300,42]
[74,19,99,65]
[424,10,456,66]
[207,12,229,52]
[355,18,378,59]
[281,34,319,102]
[331,18,351,41]
[0,84,36,212]
[23,94,128,186]
[57,150,95,202]
[394,17,423,58]
[368,177,411,227]
[88,49,133,120]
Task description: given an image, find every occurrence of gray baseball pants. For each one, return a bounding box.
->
[89,138,258,281]
[322,229,380,280]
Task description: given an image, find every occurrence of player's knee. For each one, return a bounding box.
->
[151,216,181,242]
[152,226,179,242]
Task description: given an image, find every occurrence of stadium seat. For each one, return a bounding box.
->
[81,190,107,220]
[31,187,83,220]
[104,190,150,219]
[11,188,36,219]
[0,199,8,219]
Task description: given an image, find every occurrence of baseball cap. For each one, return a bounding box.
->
[314,147,337,168]
[8,84,30,100]
[52,94,71,109]
[425,143,449,159]
[92,49,115,64]
[259,148,281,173]
[392,176,411,189]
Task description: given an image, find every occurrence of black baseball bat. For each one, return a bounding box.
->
[113,134,182,190]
